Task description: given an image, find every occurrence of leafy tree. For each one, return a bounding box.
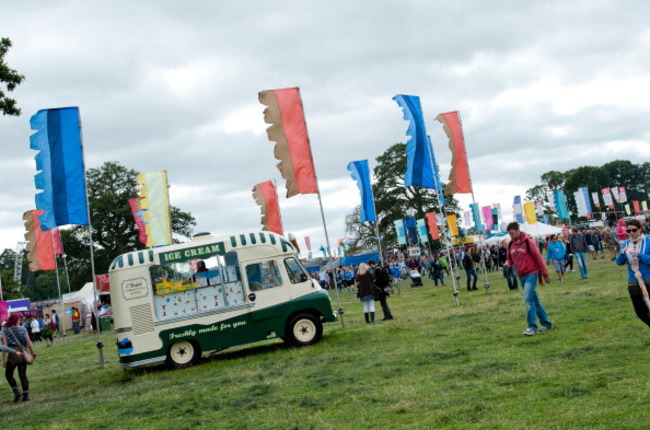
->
[603,160,643,201]
[344,206,377,252]
[540,170,566,191]
[0,38,25,116]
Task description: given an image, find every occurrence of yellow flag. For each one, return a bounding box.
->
[446,214,458,236]
[523,202,537,224]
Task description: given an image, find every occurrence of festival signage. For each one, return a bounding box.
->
[159,243,226,265]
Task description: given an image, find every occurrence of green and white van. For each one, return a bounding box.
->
[109,231,336,369]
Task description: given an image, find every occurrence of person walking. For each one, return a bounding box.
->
[431,256,445,286]
[2,313,36,402]
[369,260,394,321]
[569,227,589,279]
[615,219,650,328]
[462,249,478,291]
[30,317,42,343]
[42,314,55,347]
[546,235,567,283]
[356,263,376,324]
[505,222,553,336]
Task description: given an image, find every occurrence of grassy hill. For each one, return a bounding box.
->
[2,258,648,429]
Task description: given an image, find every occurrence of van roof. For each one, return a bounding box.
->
[108,231,296,272]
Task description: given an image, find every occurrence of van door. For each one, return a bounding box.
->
[243,259,292,329]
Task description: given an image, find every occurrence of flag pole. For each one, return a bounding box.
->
[316,192,344,328]
[78,118,105,367]
[53,253,67,344]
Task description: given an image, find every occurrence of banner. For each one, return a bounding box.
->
[446,214,458,237]
[437,111,472,194]
[643,201,648,211]
[405,217,418,245]
[347,160,376,223]
[535,201,544,216]
[137,171,172,247]
[463,211,472,228]
[469,203,483,233]
[546,191,556,211]
[252,180,284,235]
[394,219,407,245]
[611,186,620,203]
[633,200,641,214]
[425,212,439,240]
[52,228,63,255]
[304,236,311,251]
[128,197,148,245]
[23,209,56,271]
[554,190,570,219]
[491,208,499,231]
[619,187,627,203]
[625,203,631,215]
[523,202,537,224]
[482,206,493,232]
[513,196,524,223]
[30,107,89,231]
[591,191,600,208]
[493,202,502,220]
[258,87,318,197]
[602,188,614,209]
[574,188,589,217]
[417,219,429,243]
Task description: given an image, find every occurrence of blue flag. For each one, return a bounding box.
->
[469,203,484,233]
[394,219,407,245]
[31,107,88,231]
[347,160,377,223]
[554,190,570,219]
[417,219,429,243]
[405,217,418,245]
[513,196,524,224]
[392,95,434,188]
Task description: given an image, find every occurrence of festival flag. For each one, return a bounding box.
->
[258,87,318,197]
[347,160,376,223]
[319,245,328,257]
[493,203,502,220]
[52,227,63,255]
[574,188,589,217]
[554,190,570,219]
[394,219,407,245]
[252,180,284,235]
[632,200,641,214]
[642,201,648,211]
[618,187,627,203]
[523,202,537,224]
[534,201,544,217]
[391,95,435,188]
[23,210,56,271]
[482,205,493,232]
[513,196,524,223]
[128,197,148,245]
[625,204,631,215]
[491,208,499,231]
[425,212,440,240]
[611,187,620,203]
[446,214,459,237]
[137,171,172,247]
[304,236,312,251]
[417,219,429,243]
[463,211,472,228]
[405,217,418,245]
[546,191,556,211]
[591,192,600,208]
[602,188,614,209]
[30,107,89,231]
[436,111,472,195]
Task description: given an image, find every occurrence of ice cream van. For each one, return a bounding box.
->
[108,231,336,369]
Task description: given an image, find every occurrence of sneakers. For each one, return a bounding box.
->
[539,326,553,332]
[522,328,536,336]
[13,389,22,403]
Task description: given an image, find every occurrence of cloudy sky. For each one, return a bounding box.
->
[1,0,649,255]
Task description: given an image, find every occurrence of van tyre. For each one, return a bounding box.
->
[166,340,200,369]
[286,313,323,346]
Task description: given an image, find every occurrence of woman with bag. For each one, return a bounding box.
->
[615,219,650,328]
[2,313,36,402]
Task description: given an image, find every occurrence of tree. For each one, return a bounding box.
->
[344,206,377,252]
[540,170,566,191]
[603,160,643,201]
[0,38,25,116]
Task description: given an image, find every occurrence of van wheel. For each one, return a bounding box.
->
[167,340,200,369]
[286,313,322,346]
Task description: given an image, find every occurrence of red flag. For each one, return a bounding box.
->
[436,111,472,195]
[52,227,63,255]
[129,197,148,245]
[23,210,56,271]
[258,87,318,197]
[304,236,312,251]
[252,180,284,235]
[425,212,440,240]
[633,200,641,214]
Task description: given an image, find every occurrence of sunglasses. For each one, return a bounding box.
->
[626,228,639,233]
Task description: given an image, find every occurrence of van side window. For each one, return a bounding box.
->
[284,257,308,284]
[246,261,282,291]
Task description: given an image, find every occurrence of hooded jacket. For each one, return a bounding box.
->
[506,231,549,278]
[615,236,650,281]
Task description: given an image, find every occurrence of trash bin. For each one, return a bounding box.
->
[99,316,112,332]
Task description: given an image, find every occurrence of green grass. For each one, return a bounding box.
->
[2,258,649,429]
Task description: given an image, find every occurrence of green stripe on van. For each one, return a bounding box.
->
[230,236,237,248]
[269,234,276,245]
[249,233,257,244]
[239,234,247,246]
[259,233,267,243]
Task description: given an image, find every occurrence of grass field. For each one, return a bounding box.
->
[2,257,648,429]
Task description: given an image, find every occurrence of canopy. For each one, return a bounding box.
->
[519,222,563,238]
[62,282,96,306]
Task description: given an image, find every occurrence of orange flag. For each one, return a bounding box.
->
[24,210,56,271]
[425,212,440,240]
[252,181,284,235]
[436,111,472,195]
[258,87,318,198]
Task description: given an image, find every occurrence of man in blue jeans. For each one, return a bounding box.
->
[569,227,589,279]
[505,222,553,336]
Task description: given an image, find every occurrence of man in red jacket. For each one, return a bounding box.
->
[505,222,553,336]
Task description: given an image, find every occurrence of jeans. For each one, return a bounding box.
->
[574,252,588,279]
[465,268,478,290]
[503,266,519,290]
[520,274,552,331]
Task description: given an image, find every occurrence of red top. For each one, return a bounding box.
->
[506,231,549,278]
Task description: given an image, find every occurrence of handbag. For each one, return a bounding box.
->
[7,328,34,366]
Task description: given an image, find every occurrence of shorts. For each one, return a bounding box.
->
[552,259,566,273]
[588,245,595,252]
